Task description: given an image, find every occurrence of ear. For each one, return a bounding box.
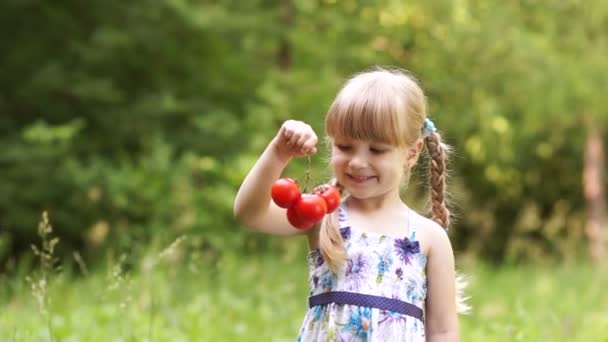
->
[405,138,424,168]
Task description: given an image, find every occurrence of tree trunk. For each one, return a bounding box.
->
[583,125,606,263]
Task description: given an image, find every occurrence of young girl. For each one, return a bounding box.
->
[234,68,462,341]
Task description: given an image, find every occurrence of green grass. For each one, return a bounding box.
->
[460,263,608,341]
[1,238,607,341]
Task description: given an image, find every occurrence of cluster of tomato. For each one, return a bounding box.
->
[271,178,341,229]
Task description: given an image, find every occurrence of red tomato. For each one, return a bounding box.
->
[271,178,301,208]
[295,194,327,223]
[313,184,341,213]
[286,206,314,229]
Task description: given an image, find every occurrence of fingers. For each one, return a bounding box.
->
[298,133,317,154]
[279,120,318,155]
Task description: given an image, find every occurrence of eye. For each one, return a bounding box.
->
[370,147,386,154]
[336,144,351,151]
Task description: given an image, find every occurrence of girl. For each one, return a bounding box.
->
[234,68,462,341]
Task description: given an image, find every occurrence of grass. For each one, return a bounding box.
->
[460,263,608,341]
[1,234,607,341]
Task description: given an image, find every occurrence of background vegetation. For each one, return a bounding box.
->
[1,0,607,340]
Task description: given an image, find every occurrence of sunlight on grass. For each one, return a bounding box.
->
[1,236,607,341]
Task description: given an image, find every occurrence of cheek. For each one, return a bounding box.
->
[330,153,349,173]
[330,154,343,169]
[381,157,406,177]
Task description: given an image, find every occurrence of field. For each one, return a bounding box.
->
[1,238,607,342]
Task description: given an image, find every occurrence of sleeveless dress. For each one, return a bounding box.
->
[297,206,427,342]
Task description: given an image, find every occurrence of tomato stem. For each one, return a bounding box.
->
[304,154,311,193]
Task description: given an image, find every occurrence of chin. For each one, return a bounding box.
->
[345,189,374,199]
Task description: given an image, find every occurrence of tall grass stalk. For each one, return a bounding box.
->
[143,235,186,342]
[73,251,88,276]
[26,211,59,342]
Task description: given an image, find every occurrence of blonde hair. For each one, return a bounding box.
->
[325,68,426,147]
[321,67,451,270]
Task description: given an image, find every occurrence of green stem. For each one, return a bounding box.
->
[304,155,311,193]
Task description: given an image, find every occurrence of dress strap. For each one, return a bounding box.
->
[337,204,350,229]
[407,208,418,241]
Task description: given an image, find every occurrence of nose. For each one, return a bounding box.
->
[348,152,368,170]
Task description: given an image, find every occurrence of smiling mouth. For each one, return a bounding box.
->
[348,174,376,183]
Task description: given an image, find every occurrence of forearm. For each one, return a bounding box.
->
[233,138,290,225]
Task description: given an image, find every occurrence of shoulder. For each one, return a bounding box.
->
[410,210,452,256]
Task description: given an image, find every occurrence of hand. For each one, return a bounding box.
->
[272,120,318,161]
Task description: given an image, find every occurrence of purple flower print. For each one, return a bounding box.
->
[308,249,325,268]
[395,268,404,280]
[394,238,420,264]
[378,309,407,326]
[345,253,369,290]
[340,227,351,240]
[346,254,366,276]
[314,253,324,267]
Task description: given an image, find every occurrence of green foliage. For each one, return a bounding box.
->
[0,0,268,263]
[0,0,607,268]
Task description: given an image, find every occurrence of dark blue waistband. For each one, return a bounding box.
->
[309,291,424,321]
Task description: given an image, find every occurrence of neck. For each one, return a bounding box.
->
[346,191,406,213]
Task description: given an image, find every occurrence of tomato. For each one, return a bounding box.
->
[313,184,341,213]
[286,206,314,229]
[271,178,301,208]
[295,194,327,223]
[272,179,333,228]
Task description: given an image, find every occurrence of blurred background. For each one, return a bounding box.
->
[1,0,607,341]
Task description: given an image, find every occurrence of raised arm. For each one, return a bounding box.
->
[233,120,318,235]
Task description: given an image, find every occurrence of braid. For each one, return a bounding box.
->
[320,212,346,273]
[319,179,347,272]
[425,132,450,229]
[426,131,470,313]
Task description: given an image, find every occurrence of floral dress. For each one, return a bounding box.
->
[297,206,427,342]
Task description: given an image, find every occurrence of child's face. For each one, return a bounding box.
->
[330,137,411,201]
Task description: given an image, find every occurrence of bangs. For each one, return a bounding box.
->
[325,78,408,146]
